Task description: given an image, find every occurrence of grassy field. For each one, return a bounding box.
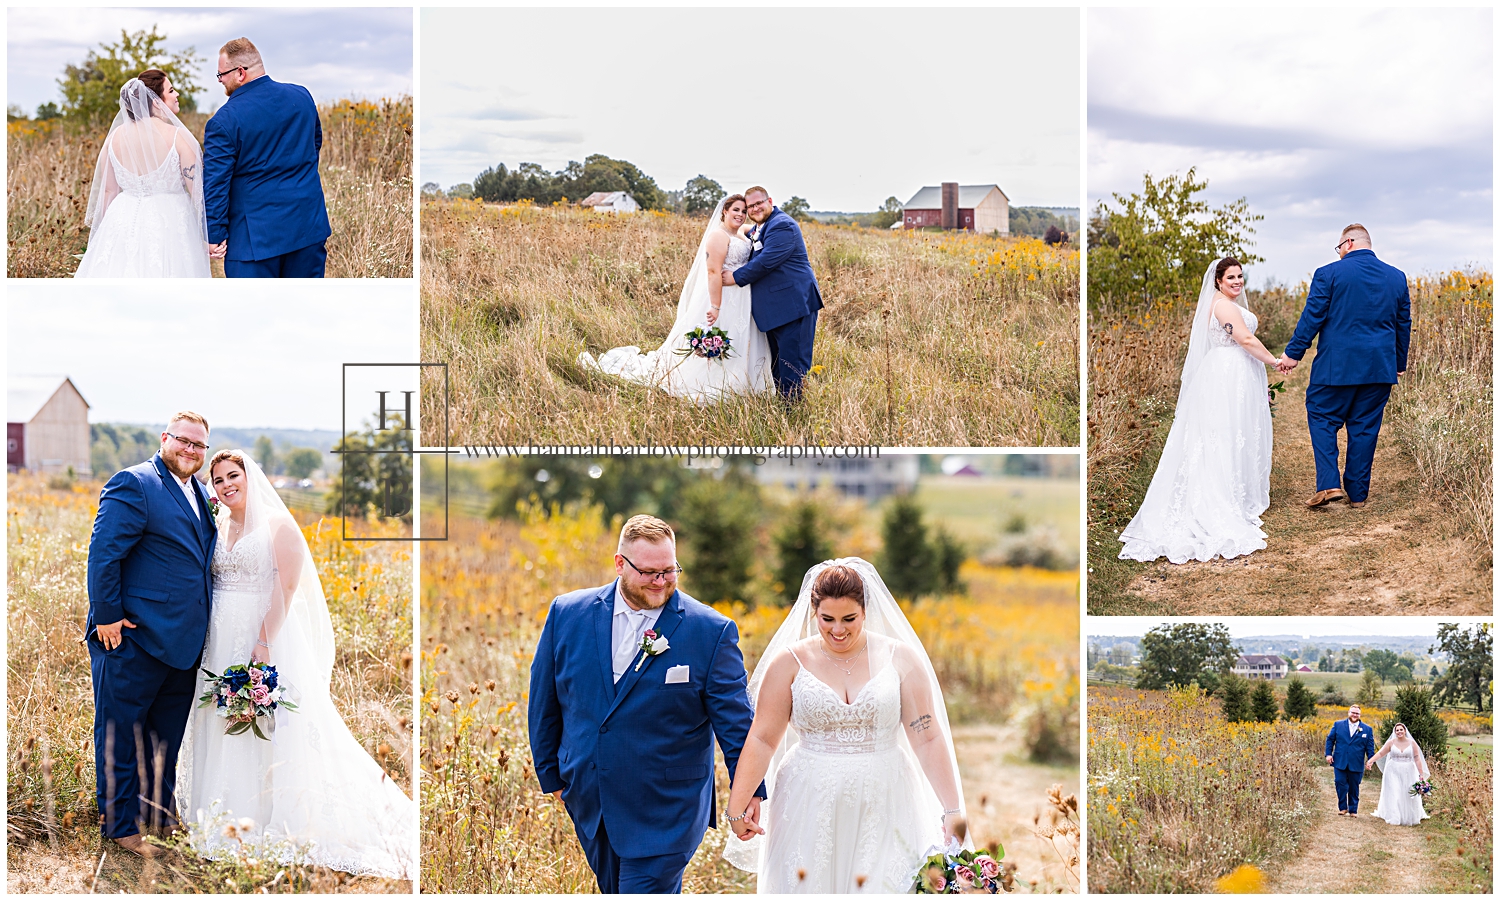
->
[419,504,1080,892]
[1087,274,1492,614]
[6,474,414,893]
[908,474,1081,561]
[419,200,1080,447]
[7,97,413,278]
[1088,685,1493,893]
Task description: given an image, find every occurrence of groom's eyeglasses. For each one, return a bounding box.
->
[216,65,246,81]
[620,554,683,582]
[167,432,209,452]
[1335,238,1354,252]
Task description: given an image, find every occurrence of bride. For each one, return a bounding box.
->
[177,450,415,878]
[1118,257,1279,563]
[75,71,212,278]
[579,195,772,398]
[1368,723,1431,826]
[723,559,965,892]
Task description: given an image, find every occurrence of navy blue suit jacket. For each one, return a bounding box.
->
[203,76,332,262]
[86,454,215,671]
[1325,719,1376,770]
[733,208,824,331]
[528,581,762,858]
[1283,249,1411,386]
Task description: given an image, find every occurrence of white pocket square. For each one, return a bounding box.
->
[665,665,690,684]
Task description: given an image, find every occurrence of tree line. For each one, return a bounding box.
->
[8,26,203,126]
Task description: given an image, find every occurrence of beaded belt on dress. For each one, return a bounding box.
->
[796,733,898,754]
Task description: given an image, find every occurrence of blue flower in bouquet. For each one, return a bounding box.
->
[223,666,252,693]
[1409,778,1433,797]
[198,660,298,741]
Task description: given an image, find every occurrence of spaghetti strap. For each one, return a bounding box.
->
[787,646,804,669]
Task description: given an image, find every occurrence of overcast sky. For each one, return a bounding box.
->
[1087,617,1464,641]
[1089,7,1492,285]
[7,282,416,431]
[422,7,1080,211]
[8,7,412,116]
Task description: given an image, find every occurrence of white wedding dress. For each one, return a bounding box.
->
[757,638,946,892]
[725,559,965,894]
[1373,741,1430,826]
[75,78,211,278]
[177,454,415,878]
[580,203,772,399]
[1119,261,1273,563]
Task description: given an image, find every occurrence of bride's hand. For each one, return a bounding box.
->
[941,811,962,843]
[706,306,720,326]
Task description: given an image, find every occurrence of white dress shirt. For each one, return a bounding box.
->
[1348,718,1360,737]
[173,471,201,519]
[611,581,664,683]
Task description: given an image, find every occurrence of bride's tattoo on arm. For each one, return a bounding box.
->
[1224,323,1234,335]
[181,163,197,181]
[908,714,933,733]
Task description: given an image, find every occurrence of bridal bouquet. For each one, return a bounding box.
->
[1267,380,1287,417]
[1409,778,1433,797]
[912,845,1007,894]
[198,661,298,740]
[676,326,734,360]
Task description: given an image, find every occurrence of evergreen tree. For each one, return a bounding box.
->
[1219,674,1251,723]
[674,476,760,605]
[1249,680,1279,723]
[1283,676,1316,720]
[1356,669,1383,706]
[1376,684,1449,762]
[773,500,833,605]
[878,495,936,600]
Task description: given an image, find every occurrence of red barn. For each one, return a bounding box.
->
[902,183,1010,234]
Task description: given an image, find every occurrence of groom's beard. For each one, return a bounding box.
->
[160,450,203,481]
[620,578,671,610]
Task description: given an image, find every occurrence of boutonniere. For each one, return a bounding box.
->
[635,629,670,672]
[208,496,222,518]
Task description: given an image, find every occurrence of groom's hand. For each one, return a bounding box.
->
[1278,356,1299,373]
[208,241,227,260]
[1325,754,1333,765]
[550,789,564,803]
[720,270,735,286]
[96,618,137,650]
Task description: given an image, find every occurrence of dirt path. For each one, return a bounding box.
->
[1267,765,1431,894]
[952,723,1079,893]
[1126,354,1490,614]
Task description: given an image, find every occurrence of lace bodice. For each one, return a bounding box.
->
[211,526,277,593]
[724,234,752,272]
[1208,306,1258,348]
[788,647,903,754]
[1387,748,1416,762]
[110,144,185,197]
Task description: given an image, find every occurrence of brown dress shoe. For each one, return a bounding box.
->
[113,833,160,859]
[1348,501,1365,508]
[1306,488,1346,507]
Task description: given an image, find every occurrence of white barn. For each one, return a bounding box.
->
[902,183,1010,235]
[8,375,91,475]
[579,191,640,214]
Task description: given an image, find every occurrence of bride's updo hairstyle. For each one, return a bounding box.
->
[1214,256,1243,289]
[720,194,746,219]
[810,564,865,610]
[122,70,168,121]
[209,448,246,477]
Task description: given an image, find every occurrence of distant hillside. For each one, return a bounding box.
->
[91,422,341,477]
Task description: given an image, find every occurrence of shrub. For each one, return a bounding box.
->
[1220,674,1251,723]
[1283,677,1316,720]
[1249,681,1279,724]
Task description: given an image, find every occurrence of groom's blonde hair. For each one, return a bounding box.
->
[619,514,675,550]
[220,38,263,69]
[1340,223,1371,246]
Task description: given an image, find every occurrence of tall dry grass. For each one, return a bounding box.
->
[420,502,1080,893]
[1427,741,1494,890]
[6,474,413,893]
[6,96,412,278]
[1087,685,1324,893]
[419,200,1079,446]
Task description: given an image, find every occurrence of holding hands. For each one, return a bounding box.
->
[1275,355,1299,374]
[730,796,764,841]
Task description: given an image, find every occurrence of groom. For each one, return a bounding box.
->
[86,412,217,856]
[528,515,764,893]
[204,37,332,277]
[721,186,823,400]
[1278,224,1411,509]
[1324,704,1377,816]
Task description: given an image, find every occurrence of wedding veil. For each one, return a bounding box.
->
[723,557,967,873]
[85,77,208,240]
[1176,258,1248,408]
[1373,724,1431,780]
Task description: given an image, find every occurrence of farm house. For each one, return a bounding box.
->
[902,182,1010,234]
[579,191,639,214]
[1232,654,1289,681]
[8,375,90,474]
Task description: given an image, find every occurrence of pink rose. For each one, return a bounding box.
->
[251,687,271,706]
[249,667,265,684]
[955,865,976,886]
[976,856,1000,879]
[644,630,657,640]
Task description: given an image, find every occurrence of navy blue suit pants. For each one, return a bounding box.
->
[765,310,818,400]
[574,814,694,893]
[224,240,328,278]
[89,636,198,838]
[1333,765,1364,813]
[1305,383,1392,502]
